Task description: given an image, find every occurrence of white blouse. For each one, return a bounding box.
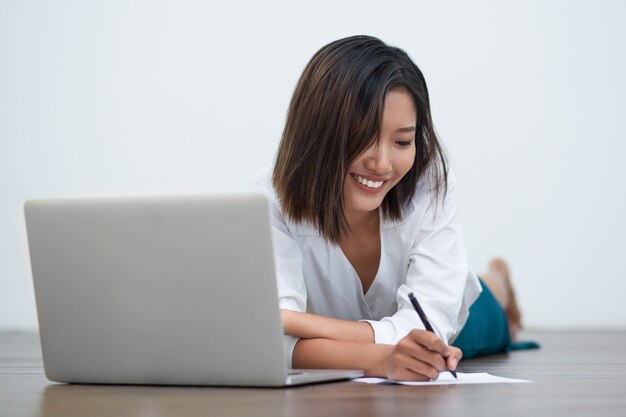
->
[254,166,482,367]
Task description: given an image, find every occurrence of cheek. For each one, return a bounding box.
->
[398,150,416,176]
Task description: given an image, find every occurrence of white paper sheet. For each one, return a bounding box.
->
[354,372,531,385]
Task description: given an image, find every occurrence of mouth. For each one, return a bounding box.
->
[350,173,389,192]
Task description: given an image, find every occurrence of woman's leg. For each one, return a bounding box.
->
[452,258,524,358]
[453,259,539,358]
[452,275,511,359]
[480,258,522,341]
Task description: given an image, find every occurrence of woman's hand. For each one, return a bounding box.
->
[381,329,462,381]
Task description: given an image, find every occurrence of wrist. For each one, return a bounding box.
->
[364,343,394,377]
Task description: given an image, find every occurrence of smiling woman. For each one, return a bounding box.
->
[255,35,526,381]
[272,35,448,245]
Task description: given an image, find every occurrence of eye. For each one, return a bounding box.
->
[396,140,414,147]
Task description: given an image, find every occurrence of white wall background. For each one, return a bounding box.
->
[1,0,625,331]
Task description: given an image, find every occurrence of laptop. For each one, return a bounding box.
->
[24,193,363,387]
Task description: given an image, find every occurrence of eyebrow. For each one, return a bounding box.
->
[396,126,416,133]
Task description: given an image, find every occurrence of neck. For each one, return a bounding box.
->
[343,208,379,237]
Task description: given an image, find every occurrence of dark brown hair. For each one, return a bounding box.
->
[273,35,448,243]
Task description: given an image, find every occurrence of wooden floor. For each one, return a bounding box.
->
[1,331,625,417]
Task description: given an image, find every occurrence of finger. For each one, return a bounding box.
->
[446,355,458,371]
[394,353,440,381]
[397,339,446,372]
[446,347,463,371]
[408,329,450,356]
[444,346,462,359]
[410,345,447,372]
[390,368,431,382]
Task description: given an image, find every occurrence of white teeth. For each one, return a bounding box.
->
[353,174,384,189]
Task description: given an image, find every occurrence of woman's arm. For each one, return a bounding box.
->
[293,338,391,376]
[281,309,374,343]
[292,331,462,380]
[282,309,463,380]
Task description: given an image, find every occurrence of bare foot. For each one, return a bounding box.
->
[481,258,523,341]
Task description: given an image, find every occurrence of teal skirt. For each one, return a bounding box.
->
[452,278,539,359]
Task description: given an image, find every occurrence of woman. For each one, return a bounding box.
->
[254,35,523,381]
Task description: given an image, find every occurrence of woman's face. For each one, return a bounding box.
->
[343,88,417,219]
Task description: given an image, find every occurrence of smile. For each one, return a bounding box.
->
[351,174,386,189]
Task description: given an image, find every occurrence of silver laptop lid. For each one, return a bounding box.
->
[25,193,289,386]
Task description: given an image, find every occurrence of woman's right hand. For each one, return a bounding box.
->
[381,329,461,381]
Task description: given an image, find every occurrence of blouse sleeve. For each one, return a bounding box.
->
[365,173,481,345]
[254,167,307,367]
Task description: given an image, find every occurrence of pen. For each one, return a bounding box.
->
[408,292,457,379]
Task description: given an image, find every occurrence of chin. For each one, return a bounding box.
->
[349,195,386,213]
[343,177,393,215]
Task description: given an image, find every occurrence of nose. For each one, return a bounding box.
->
[363,141,392,174]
